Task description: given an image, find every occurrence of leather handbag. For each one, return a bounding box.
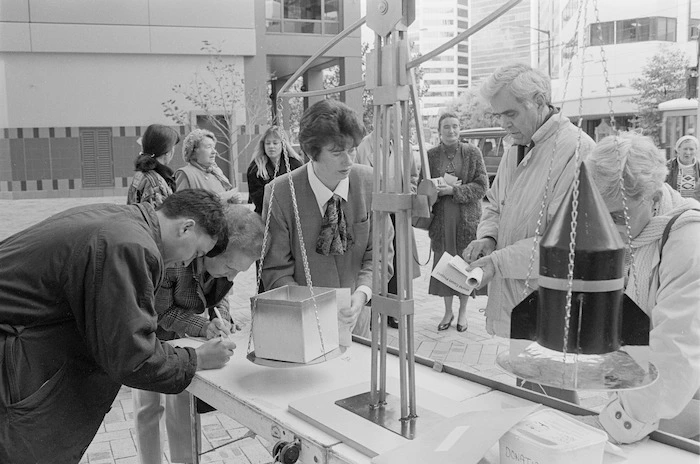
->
[412,177,438,230]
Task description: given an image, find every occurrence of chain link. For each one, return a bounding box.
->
[561,0,590,367]
[248,94,328,361]
[522,0,589,295]
[592,0,639,302]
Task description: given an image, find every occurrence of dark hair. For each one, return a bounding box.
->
[134,124,181,172]
[438,112,460,130]
[298,99,365,161]
[222,204,265,260]
[157,189,228,257]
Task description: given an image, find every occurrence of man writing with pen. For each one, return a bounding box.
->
[132,204,265,464]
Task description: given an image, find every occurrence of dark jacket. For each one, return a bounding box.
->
[425,142,488,254]
[247,155,303,214]
[0,203,197,463]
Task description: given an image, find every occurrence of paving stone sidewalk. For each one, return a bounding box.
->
[0,196,609,464]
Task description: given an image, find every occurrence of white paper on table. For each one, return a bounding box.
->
[371,405,541,464]
[431,252,483,295]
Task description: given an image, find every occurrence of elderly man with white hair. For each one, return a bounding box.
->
[463,63,596,337]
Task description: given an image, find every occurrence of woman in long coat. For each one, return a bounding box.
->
[426,112,488,333]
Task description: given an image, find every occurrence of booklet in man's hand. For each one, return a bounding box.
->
[430,252,483,295]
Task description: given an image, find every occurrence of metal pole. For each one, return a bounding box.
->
[696,32,700,132]
[547,31,552,78]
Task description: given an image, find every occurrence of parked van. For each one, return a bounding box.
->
[459,127,509,183]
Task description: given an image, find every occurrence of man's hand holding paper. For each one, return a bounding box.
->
[431,252,487,295]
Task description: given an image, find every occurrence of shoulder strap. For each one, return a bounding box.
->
[659,208,700,263]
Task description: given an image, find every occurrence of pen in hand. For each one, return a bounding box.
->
[213,307,229,339]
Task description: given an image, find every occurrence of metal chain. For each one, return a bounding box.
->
[522,0,588,294]
[592,0,616,132]
[561,0,590,364]
[592,0,639,302]
[248,99,284,355]
[248,95,328,361]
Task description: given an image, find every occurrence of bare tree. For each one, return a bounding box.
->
[162,41,271,186]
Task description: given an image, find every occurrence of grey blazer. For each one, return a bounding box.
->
[261,163,377,292]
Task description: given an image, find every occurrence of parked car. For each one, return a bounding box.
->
[459,127,509,183]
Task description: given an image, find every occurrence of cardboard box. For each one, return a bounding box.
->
[251,285,339,363]
[499,409,607,464]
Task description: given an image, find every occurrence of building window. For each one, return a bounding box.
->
[690,18,700,40]
[266,0,340,35]
[458,43,469,54]
[429,55,454,62]
[458,56,468,65]
[424,67,455,74]
[457,8,468,18]
[617,18,651,43]
[588,17,676,45]
[652,17,676,41]
[589,21,614,45]
[80,128,114,188]
[458,0,468,6]
[562,0,578,24]
[425,79,455,86]
[457,20,468,30]
[426,91,456,97]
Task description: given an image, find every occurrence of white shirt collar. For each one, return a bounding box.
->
[307,162,349,215]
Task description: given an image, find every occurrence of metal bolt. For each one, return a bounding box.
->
[378,1,388,14]
[271,425,281,439]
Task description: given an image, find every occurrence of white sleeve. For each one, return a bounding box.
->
[617,222,700,424]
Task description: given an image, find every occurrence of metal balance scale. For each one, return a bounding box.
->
[246,0,657,458]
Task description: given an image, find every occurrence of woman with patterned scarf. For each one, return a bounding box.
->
[585,132,700,444]
[175,128,242,204]
[126,124,180,206]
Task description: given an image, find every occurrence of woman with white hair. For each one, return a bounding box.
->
[585,132,700,444]
[175,128,242,203]
[667,134,700,201]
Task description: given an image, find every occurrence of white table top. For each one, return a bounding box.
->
[179,332,698,464]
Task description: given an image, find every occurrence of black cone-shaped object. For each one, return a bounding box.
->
[497,164,657,390]
[538,163,625,354]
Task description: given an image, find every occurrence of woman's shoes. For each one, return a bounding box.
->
[456,322,468,333]
[437,314,454,331]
